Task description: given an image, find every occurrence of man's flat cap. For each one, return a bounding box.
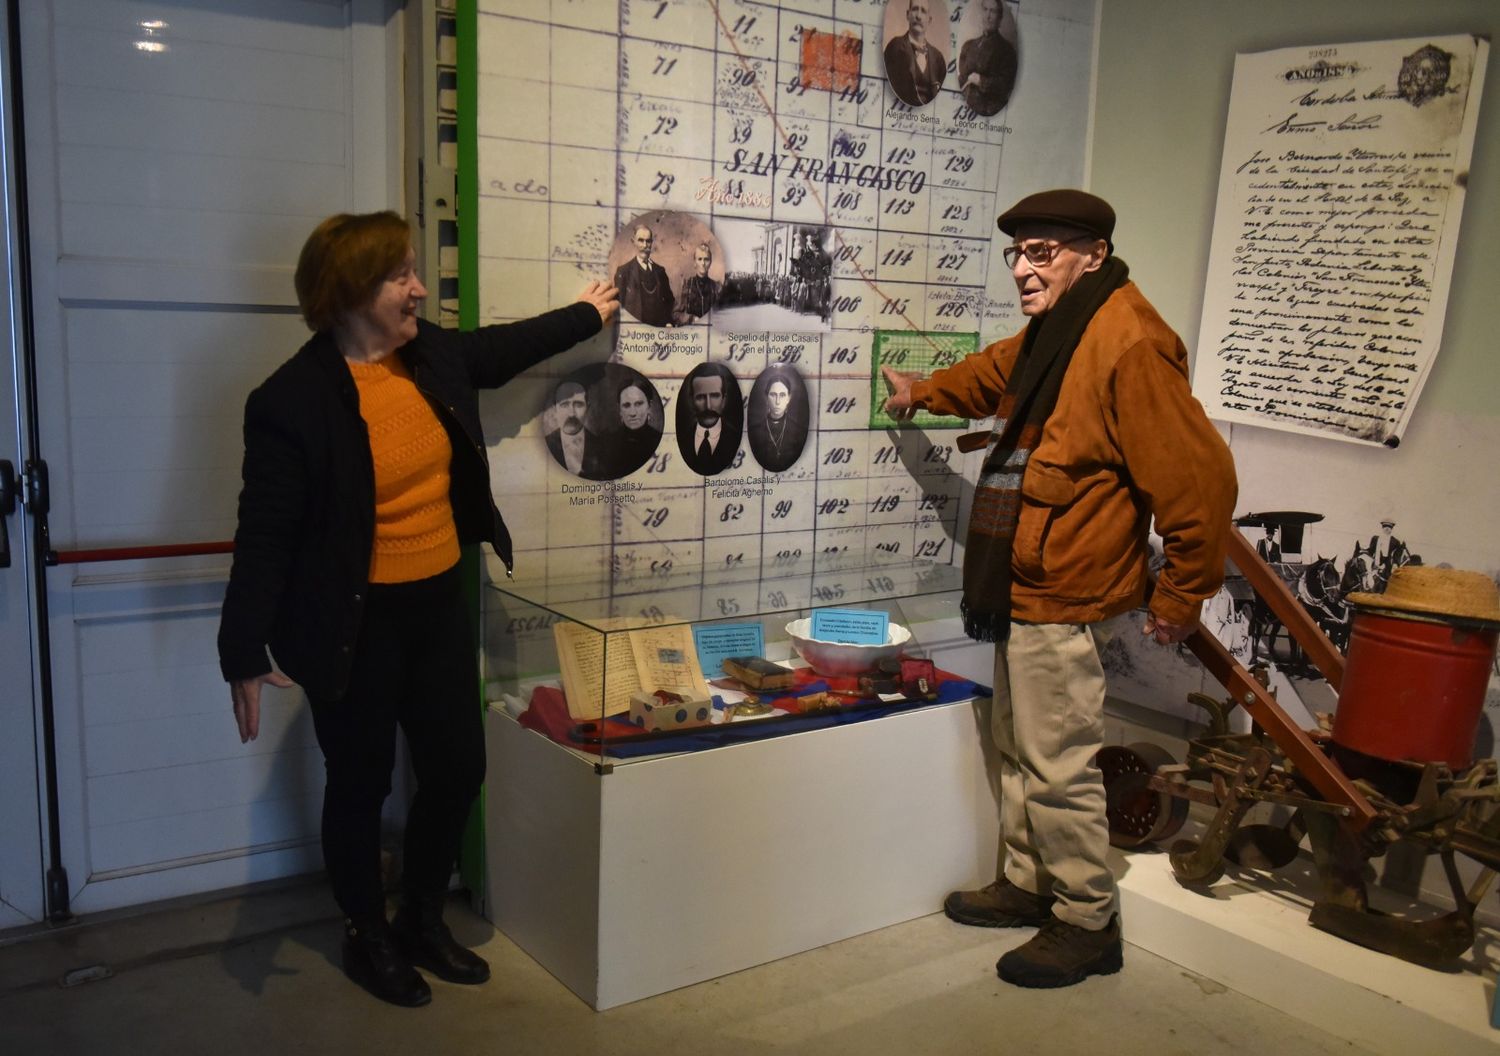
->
[997,189,1116,245]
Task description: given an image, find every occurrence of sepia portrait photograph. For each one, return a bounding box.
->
[674,361,745,477]
[882,0,952,108]
[957,0,1019,116]
[607,211,724,328]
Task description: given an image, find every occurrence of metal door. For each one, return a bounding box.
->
[4,0,400,919]
[0,0,43,927]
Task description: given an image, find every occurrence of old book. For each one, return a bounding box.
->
[721,655,795,691]
[553,620,707,721]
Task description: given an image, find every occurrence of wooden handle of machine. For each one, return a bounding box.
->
[1183,623,1378,831]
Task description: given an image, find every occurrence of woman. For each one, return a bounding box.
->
[746,369,808,473]
[217,211,618,1007]
[612,380,661,476]
[958,0,1018,117]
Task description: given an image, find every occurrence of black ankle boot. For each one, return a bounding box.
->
[391,894,491,985]
[342,917,432,1007]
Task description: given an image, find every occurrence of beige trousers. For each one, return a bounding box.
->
[991,621,1116,929]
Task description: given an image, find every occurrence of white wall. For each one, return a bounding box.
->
[1,0,403,923]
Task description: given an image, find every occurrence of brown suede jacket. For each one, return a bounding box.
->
[911,281,1237,626]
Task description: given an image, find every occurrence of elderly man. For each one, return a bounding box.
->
[884,0,946,107]
[614,225,675,326]
[883,189,1236,988]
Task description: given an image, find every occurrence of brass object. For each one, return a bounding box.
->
[733,694,773,717]
[797,692,837,713]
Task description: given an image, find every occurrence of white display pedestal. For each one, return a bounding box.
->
[483,699,1000,1010]
[1117,847,1500,1055]
[484,700,1500,1042]
[1102,713,1500,1053]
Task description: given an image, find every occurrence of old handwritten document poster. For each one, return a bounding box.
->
[1194,35,1489,446]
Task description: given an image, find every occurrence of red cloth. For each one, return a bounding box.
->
[516,666,956,749]
[516,685,587,744]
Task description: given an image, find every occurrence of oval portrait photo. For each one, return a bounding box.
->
[608,211,725,328]
[675,362,744,477]
[746,365,810,473]
[542,363,664,481]
[958,0,1019,117]
[882,0,952,108]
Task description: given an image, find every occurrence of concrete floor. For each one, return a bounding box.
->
[0,879,1374,1056]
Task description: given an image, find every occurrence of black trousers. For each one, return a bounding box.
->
[309,563,485,922]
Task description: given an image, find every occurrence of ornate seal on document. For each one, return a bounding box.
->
[1397,44,1453,107]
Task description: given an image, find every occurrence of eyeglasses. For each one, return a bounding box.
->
[1003,236,1095,269]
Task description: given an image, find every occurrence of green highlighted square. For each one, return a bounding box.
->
[868,330,977,430]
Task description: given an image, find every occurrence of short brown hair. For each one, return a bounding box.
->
[294,211,411,332]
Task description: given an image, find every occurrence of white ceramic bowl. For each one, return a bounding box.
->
[785,618,911,677]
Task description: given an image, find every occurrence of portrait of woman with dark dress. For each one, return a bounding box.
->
[957,0,1019,116]
[746,365,810,473]
[612,380,662,475]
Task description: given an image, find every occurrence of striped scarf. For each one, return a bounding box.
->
[960,257,1129,642]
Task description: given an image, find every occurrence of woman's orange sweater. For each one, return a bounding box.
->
[346,355,460,583]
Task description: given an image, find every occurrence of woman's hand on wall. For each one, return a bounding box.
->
[577,280,621,327]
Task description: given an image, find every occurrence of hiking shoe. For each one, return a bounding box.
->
[943,877,1056,928]
[996,913,1123,988]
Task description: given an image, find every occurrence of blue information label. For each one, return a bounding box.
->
[693,623,765,677]
[810,608,889,644]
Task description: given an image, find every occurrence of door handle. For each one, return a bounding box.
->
[0,459,15,569]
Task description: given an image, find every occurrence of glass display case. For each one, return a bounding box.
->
[479,552,997,1010]
[482,550,974,763]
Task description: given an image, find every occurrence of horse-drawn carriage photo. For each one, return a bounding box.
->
[1230,512,1420,678]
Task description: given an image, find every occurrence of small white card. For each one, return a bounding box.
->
[810,608,888,644]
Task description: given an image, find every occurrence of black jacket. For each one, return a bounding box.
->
[217,307,601,700]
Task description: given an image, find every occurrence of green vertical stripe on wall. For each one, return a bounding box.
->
[458,0,479,332]
[456,0,485,901]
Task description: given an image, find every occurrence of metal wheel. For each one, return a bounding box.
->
[1099,741,1187,848]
